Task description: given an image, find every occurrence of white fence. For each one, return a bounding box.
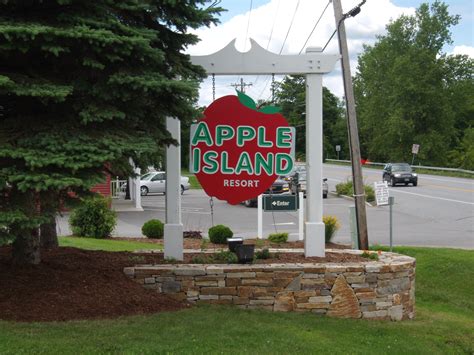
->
[111,178,128,198]
[325,159,474,175]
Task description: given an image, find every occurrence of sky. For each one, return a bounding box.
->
[186,0,473,105]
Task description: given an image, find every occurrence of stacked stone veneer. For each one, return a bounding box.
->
[124,251,415,321]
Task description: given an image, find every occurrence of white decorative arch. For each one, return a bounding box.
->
[164,39,338,259]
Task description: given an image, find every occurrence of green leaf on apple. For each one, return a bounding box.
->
[236,90,257,110]
[258,105,280,114]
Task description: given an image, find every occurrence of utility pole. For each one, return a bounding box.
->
[332,0,369,250]
[231,78,252,93]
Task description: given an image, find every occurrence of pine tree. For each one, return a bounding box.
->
[0,0,221,264]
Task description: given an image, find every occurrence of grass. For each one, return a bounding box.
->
[1,246,473,354]
[182,168,202,189]
[58,236,163,252]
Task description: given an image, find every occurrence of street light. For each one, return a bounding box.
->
[332,0,369,250]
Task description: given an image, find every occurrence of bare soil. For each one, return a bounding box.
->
[0,238,359,323]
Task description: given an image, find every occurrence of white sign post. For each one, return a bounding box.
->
[374,181,395,251]
[191,39,338,257]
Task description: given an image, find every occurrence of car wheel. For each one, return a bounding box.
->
[413,181,418,187]
[140,186,148,196]
[390,177,396,187]
[244,200,253,207]
[181,185,185,195]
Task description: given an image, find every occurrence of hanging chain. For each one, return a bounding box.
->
[209,196,214,227]
[271,73,275,103]
[212,73,216,102]
[209,73,216,227]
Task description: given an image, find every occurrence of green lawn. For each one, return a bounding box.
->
[59,236,163,252]
[1,246,473,354]
[182,168,202,189]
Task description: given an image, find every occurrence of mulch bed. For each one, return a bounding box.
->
[0,238,359,323]
[111,236,351,251]
[0,246,189,323]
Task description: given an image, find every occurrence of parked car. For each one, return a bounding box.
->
[242,178,289,207]
[140,171,190,196]
[383,163,418,187]
[290,172,328,198]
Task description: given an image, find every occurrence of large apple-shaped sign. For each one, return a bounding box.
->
[190,91,294,205]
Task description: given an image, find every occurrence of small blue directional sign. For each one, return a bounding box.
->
[263,194,298,211]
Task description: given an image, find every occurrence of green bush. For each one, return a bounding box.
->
[191,251,238,264]
[361,251,379,260]
[213,250,238,263]
[335,180,375,203]
[268,232,288,244]
[255,248,271,259]
[208,224,233,244]
[323,215,340,243]
[69,196,116,238]
[141,219,164,239]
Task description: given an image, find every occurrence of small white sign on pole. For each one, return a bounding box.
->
[374,181,390,206]
[412,144,420,154]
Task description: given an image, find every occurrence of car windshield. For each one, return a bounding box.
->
[140,172,154,180]
[392,164,412,172]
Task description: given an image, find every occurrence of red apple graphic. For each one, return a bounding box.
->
[191,91,294,205]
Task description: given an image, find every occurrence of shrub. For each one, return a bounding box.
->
[268,232,288,244]
[335,180,352,196]
[323,215,340,243]
[69,196,116,238]
[191,251,238,264]
[208,224,233,244]
[364,185,375,203]
[361,251,379,260]
[335,180,375,203]
[191,255,209,264]
[141,219,164,239]
[213,250,238,263]
[255,248,271,259]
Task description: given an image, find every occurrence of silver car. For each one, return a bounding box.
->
[290,172,328,198]
[140,171,190,196]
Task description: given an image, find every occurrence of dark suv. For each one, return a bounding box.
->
[242,178,289,207]
[383,163,418,187]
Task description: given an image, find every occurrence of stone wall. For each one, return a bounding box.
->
[124,251,415,321]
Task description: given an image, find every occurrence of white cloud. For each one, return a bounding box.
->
[450,45,474,57]
[186,0,436,105]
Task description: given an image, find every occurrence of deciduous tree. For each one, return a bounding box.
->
[354,1,472,166]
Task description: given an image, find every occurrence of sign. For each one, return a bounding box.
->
[335,145,341,152]
[412,144,420,154]
[190,92,295,205]
[263,194,298,211]
[374,181,389,206]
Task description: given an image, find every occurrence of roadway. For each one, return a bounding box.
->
[57,164,474,249]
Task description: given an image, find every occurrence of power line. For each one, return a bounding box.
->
[299,1,331,54]
[279,0,300,55]
[258,1,300,101]
[243,0,253,52]
[251,0,281,90]
[266,0,280,50]
[322,29,337,52]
